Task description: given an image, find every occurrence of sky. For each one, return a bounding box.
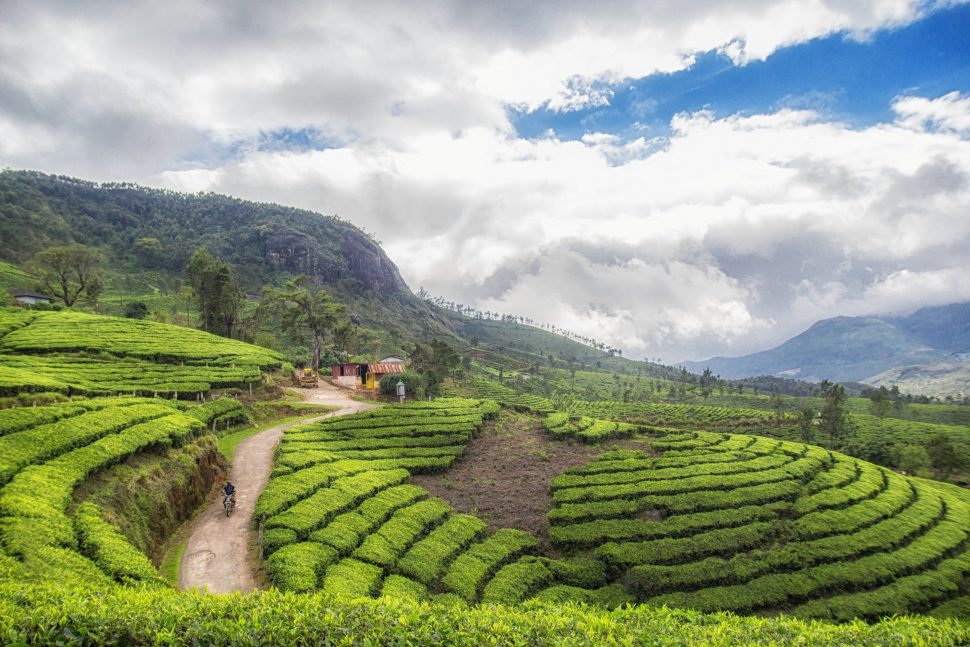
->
[2,1,970,363]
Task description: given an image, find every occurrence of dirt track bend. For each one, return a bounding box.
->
[179,381,377,594]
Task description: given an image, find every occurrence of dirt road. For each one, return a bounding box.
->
[179,381,377,594]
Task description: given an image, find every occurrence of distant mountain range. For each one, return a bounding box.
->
[683,303,970,397]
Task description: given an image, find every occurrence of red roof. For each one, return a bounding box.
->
[369,363,405,374]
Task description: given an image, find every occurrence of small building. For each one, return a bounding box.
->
[379,356,405,365]
[332,361,407,390]
[8,289,50,305]
[364,362,406,390]
[332,363,367,389]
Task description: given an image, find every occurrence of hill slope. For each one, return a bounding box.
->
[0,170,451,346]
[683,303,970,390]
[1,307,969,642]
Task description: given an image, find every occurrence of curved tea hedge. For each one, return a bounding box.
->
[0,308,281,368]
[567,400,781,428]
[543,412,640,443]
[0,355,263,397]
[473,378,555,413]
[0,397,208,585]
[0,308,281,397]
[257,398,554,602]
[546,427,970,621]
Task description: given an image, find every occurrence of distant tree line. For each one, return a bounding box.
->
[418,288,624,357]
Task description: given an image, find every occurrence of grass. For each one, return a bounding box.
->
[216,410,337,462]
[0,260,32,292]
[159,540,186,586]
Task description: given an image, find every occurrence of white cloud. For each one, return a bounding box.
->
[2,1,969,362]
[894,91,970,136]
[155,98,970,361]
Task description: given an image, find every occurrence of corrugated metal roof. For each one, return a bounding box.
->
[369,363,406,374]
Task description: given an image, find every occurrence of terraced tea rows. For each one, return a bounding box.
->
[568,400,781,428]
[260,398,625,605]
[261,399,546,601]
[546,428,970,620]
[0,308,282,368]
[544,412,640,443]
[473,378,555,413]
[260,397,970,618]
[0,355,263,397]
[0,397,235,585]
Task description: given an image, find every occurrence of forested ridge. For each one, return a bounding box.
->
[0,170,451,343]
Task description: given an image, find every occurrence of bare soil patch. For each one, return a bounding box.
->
[410,410,610,554]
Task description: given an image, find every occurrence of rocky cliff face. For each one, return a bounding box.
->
[258,219,407,295]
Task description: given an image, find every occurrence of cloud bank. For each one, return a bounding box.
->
[1,1,968,362]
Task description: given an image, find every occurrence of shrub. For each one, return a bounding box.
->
[379,371,424,398]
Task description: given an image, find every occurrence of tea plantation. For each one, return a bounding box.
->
[259,411,970,622]
[0,308,281,398]
[548,429,970,621]
[0,310,968,644]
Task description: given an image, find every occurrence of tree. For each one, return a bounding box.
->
[123,301,149,319]
[699,367,715,400]
[868,386,892,425]
[28,244,103,306]
[262,275,348,372]
[133,237,163,267]
[895,444,930,476]
[818,380,849,447]
[330,319,360,361]
[410,339,460,397]
[186,248,242,338]
[770,390,785,428]
[926,432,965,480]
[798,406,816,444]
[844,432,893,467]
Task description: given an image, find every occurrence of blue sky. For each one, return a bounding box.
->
[513,2,970,142]
[3,1,970,362]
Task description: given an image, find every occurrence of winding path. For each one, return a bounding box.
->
[179,380,377,594]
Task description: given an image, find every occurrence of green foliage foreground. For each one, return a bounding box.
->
[1,581,967,647]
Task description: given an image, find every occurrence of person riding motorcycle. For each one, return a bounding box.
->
[222,481,236,508]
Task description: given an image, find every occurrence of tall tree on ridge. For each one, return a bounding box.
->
[819,379,850,448]
[186,248,242,338]
[262,275,347,372]
[28,244,103,306]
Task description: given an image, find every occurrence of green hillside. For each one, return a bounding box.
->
[0,261,31,293]
[257,401,970,622]
[0,170,452,353]
[0,308,280,398]
[0,310,967,644]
